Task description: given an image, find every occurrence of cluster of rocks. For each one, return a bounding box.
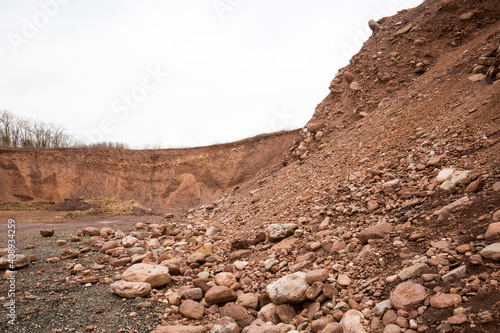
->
[177,116,499,331]
[5,172,497,333]
[468,46,500,83]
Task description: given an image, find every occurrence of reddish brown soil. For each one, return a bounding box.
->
[0,131,298,211]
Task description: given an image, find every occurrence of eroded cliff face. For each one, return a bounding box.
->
[0,131,298,211]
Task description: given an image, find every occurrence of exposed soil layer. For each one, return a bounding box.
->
[0,131,298,212]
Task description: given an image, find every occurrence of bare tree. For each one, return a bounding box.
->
[0,110,128,150]
[18,118,34,147]
[0,110,14,146]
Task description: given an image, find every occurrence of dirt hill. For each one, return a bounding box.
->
[202,0,500,241]
[0,131,298,211]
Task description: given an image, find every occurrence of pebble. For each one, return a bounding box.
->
[220,302,254,328]
[442,265,466,283]
[82,227,100,236]
[358,222,393,244]
[211,317,239,333]
[233,261,248,270]
[337,274,352,287]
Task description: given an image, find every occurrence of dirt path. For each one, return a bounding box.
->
[0,212,169,241]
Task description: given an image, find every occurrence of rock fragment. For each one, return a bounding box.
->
[121,263,171,287]
[205,286,237,305]
[340,309,367,333]
[266,272,310,304]
[265,223,298,242]
[430,294,462,308]
[390,282,427,310]
[40,229,54,237]
[110,281,151,298]
[480,243,500,261]
[179,299,205,320]
[368,19,381,32]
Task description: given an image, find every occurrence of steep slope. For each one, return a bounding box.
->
[198,0,499,238]
[0,130,298,211]
[179,0,500,331]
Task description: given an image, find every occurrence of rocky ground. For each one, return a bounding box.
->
[1,0,500,332]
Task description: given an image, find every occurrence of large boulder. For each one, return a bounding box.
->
[121,263,171,287]
[266,272,310,304]
[110,280,151,298]
[390,282,427,310]
[179,300,205,320]
[211,317,240,333]
[430,294,462,308]
[82,227,100,236]
[220,303,254,329]
[340,309,367,333]
[481,243,500,261]
[0,254,30,269]
[205,286,237,305]
[265,223,298,242]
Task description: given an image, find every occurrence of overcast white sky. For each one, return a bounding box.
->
[0,0,423,148]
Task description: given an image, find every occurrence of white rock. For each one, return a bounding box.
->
[373,299,393,316]
[481,243,500,261]
[122,263,171,287]
[266,223,298,242]
[436,168,454,183]
[215,272,236,287]
[122,236,138,247]
[234,261,248,270]
[110,280,151,298]
[340,309,367,333]
[267,272,310,304]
